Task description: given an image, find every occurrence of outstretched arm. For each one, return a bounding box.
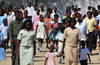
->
[87,54,91,63]
[44,58,48,65]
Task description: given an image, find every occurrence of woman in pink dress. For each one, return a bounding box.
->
[32,9,40,32]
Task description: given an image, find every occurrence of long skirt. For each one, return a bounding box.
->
[20,46,33,65]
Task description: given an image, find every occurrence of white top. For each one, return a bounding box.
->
[80,48,90,60]
[0,24,8,40]
[96,14,100,26]
[75,20,89,41]
[40,11,46,17]
[17,29,36,47]
[50,12,61,21]
[25,6,35,16]
[4,13,15,26]
[37,21,47,39]
[59,33,64,41]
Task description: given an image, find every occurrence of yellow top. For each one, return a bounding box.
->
[84,17,97,32]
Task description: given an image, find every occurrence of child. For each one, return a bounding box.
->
[57,27,65,64]
[44,45,58,65]
[80,41,91,65]
[36,15,47,52]
[0,29,6,61]
[0,19,8,51]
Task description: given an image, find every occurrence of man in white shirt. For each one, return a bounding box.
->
[39,5,46,17]
[75,13,89,41]
[75,13,89,50]
[0,19,8,51]
[25,2,35,17]
[96,10,100,54]
[50,7,61,20]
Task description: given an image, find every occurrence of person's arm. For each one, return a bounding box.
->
[44,57,48,65]
[14,40,21,54]
[87,54,91,63]
[9,21,13,43]
[94,19,98,35]
[78,29,81,52]
[34,41,36,55]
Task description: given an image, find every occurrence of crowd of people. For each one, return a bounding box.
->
[0,1,100,65]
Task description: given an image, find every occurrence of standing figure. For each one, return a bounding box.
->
[36,15,47,52]
[63,18,81,65]
[9,12,23,65]
[14,20,36,65]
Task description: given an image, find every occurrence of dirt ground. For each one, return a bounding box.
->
[0,42,100,65]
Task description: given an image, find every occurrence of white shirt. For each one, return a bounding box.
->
[0,24,8,40]
[59,33,64,42]
[75,20,89,41]
[80,48,90,60]
[40,10,46,17]
[25,6,35,16]
[50,12,61,21]
[4,13,15,26]
[96,14,100,26]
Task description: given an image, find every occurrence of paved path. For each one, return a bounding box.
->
[0,43,100,65]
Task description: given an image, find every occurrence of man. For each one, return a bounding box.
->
[25,1,35,17]
[63,18,81,65]
[84,11,97,54]
[9,11,23,65]
[40,4,46,17]
[75,13,89,46]
[96,10,100,54]
[50,7,61,20]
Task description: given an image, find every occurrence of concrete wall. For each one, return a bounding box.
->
[38,0,100,16]
[0,0,100,16]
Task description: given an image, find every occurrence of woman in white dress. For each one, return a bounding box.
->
[36,15,47,52]
[14,20,36,65]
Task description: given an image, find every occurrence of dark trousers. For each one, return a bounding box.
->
[3,39,8,51]
[93,34,97,50]
[87,32,94,52]
[80,60,88,65]
[11,37,20,65]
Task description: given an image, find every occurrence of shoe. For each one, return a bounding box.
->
[37,47,40,50]
[59,59,62,63]
[62,59,65,64]
[39,48,42,52]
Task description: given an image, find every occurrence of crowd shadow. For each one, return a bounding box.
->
[88,63,100,64]
[91,53,99,56]
[34,60,44,62]
[41,50,48,52]
[34,56,45,58]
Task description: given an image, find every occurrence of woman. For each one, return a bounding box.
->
[14,20,36,65]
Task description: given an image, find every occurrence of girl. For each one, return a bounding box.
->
[44,45,58,65]
[36,15,47,52]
